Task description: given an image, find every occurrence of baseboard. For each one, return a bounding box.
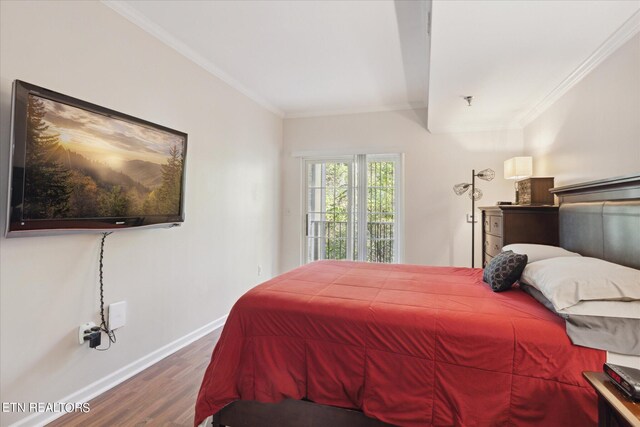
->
[8,314,228,427]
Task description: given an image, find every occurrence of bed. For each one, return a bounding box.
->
[195,174,640,427]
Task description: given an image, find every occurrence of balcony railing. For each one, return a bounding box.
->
[307,219,395,263]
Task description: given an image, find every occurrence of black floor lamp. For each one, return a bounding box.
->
[453,168,495,268]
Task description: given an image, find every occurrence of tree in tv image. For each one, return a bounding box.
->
[23,95,185,220]
[24,96,72,218]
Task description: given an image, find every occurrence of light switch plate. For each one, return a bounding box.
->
[108,301,127,330]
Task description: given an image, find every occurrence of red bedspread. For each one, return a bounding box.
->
[195,261,605,426]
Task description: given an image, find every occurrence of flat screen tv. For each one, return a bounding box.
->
[5,80,187,237]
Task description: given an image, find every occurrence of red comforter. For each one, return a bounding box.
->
[195,261,605,426]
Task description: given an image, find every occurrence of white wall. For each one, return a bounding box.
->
[523,34,640,185]
[0,2,282,426]
[281,109,523,272]
[523,34,639,367]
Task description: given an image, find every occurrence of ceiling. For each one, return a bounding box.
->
[105,0,639,131]
[428,0,640,133]
[106,0,430,118]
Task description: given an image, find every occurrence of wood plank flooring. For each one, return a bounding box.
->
[48,330,220,427]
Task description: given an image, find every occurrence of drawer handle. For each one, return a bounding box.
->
[493,222,499,227]
[494,244,499,250]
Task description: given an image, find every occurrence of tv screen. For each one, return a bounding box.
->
[6,80,188,237]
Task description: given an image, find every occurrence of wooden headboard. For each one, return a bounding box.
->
[551,174,640,270]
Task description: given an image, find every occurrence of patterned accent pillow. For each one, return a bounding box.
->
[483,250,528,292]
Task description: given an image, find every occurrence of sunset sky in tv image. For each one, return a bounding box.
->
[35,95,184,170]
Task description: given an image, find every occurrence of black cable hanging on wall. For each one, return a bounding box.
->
[96,232,117,351]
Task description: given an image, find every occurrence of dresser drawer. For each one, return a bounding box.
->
[485,234,502,257]
[479,205,559,268]
[484,253,494,267]
[488,216,503,237]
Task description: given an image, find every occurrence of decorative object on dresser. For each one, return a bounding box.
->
[479,205,559,267]
[503,156,532,203]
[453,168,495,268]
[516,177,555,205]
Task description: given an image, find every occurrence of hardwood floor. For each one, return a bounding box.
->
[48,330,221,427]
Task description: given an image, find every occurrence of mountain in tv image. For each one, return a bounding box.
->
[22,94,185,220]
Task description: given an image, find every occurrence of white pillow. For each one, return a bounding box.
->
[520,257,640,311]
[560,300,640,319]
[502,244,581,263]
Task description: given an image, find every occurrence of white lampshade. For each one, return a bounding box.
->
[504,157,532,180]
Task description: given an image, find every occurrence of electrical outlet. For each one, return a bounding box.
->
[257,265,262,276]
[78,322,96,344]
[108,301,127,330]
[466,213,478,223]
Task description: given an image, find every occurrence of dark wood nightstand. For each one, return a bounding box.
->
[584,371,640,427]
[479,205,559,267]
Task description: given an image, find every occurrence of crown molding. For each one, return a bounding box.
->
[101,1,284,117]
[284,101,427,119]
[518,9,640,128]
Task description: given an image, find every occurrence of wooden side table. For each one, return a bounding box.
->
[583,371,640,427]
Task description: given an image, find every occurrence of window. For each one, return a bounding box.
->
[304,154,402,264]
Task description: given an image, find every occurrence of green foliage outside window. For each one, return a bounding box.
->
[310,160,396,263]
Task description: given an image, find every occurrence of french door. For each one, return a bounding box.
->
[304,154,402,264]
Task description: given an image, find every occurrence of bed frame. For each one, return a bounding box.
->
[211,399,393,427]
[551,174,640,270]
[208,173,640,427]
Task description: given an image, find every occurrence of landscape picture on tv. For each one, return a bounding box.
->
[6,80,187,236]
[23,94,185,220]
